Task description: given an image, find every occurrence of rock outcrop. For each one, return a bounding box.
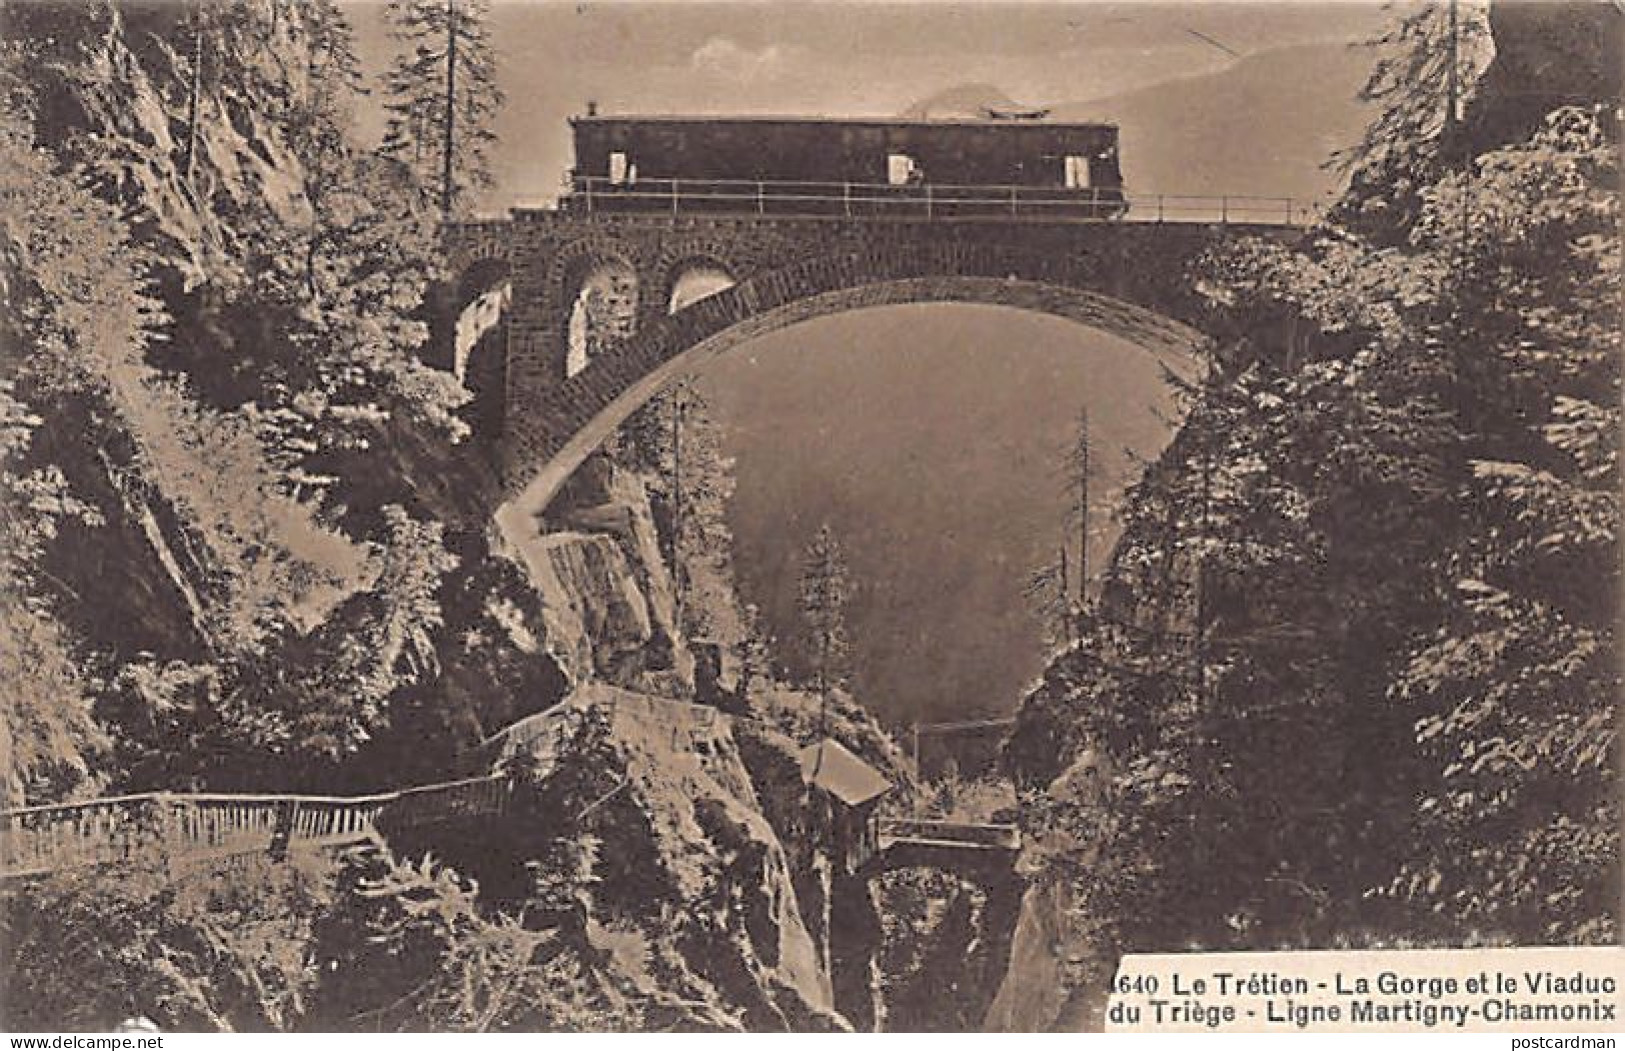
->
[984,878,1105,1031]
[1463,0,1622,153]
[12,2,318,290]
[494,684,844,1030]
[501,456,695,698]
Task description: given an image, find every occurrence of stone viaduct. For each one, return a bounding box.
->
[441,209,1298,536]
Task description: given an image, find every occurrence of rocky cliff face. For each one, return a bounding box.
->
[455,441,869,1026]
[984,877,1105,1031]
[1463,0,1621,152]
[503,455,695,699]
[482,684,844,1030]
[876,868,1026,1032]
[14,2,316,290]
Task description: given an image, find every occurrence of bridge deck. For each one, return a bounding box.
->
[868,819,1022,881]
[877,817,1021,852]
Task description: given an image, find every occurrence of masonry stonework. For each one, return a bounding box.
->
[443,212,1288,515]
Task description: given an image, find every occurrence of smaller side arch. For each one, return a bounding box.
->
[453,257,513,373]
[558,250,641,379]
[428,253,511,378]
[657,253,740,314]
[543,234,647,318]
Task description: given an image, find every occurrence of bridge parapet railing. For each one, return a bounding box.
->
[168,796,283,855]
[282,798,383,845]
[560,175,1312,227]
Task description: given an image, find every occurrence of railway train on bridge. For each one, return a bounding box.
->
[561,112,1129,220]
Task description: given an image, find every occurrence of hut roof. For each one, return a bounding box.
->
[798,738,892,807]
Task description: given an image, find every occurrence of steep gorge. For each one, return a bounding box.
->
[982,0,1622,1031]
[0,1,922,1028]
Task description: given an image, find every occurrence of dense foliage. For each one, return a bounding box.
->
[380,0,504,217]
[797,524,854,716]
[0,0,528,801]
[0,848,334,1031]
[304,844,635,1032]
[1009,6,1618,1000]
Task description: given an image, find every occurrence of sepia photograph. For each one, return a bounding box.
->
[0,0,1618,1035]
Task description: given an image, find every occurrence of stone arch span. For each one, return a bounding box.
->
[493,242,1215,546]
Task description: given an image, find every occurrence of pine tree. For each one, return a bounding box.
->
[1332,0,1493,241]
[181,0,208,189]
[1022,544,1071,650]
[1065,407,1092,626]
[668,383,743,647]
[737,602,775,696]
[285,0,366,300]
[615,379,745,652]
[797,524,852,731]
[379,0,504,217]
[1025,408,1094,648]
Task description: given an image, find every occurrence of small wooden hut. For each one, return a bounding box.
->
[798,738,892,875]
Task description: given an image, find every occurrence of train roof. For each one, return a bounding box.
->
[571,113,1118,130]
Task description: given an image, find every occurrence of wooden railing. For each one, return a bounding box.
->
[383,775,515,830]
[878,817,1022,852]
[479,703,581,762]
[560,174,1312,226]
[0,775,514,879]
[4,693,1018,882]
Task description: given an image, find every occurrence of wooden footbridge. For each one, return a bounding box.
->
[869,817,1022,882]
[0,775,515,880]
[2,692,1023,884]
[0,690,667,880]
[0,781,1020,884]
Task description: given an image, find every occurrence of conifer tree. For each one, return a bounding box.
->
[1025,408,1094,648]
[1065,407,1092,627]
[1332,0,1492,240]
[181,0,208,188]
[798,524,852,730]
[668,383,742,647]
[379,0,504,217]
[616,379,745,652]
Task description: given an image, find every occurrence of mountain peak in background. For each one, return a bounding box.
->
[1055,41,1374,202]
[900,82,1027,120]
[905,40,1373,203]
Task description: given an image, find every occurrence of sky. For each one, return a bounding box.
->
[348,1,1393,210]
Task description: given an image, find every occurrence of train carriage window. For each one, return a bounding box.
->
[1064,155,1091,190]
[609,151,630,185]
[887,153,917,187]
